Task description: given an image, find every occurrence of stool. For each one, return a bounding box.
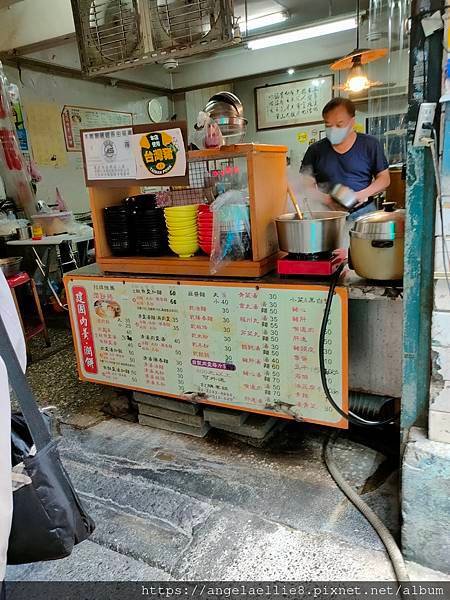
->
[7,271,50,349]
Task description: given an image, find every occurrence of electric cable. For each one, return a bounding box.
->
[323,432,411,590]
[319,263,400,427]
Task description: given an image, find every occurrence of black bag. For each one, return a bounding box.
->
[0,314,95,565]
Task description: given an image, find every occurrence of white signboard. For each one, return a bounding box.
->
[256,76,333,130]
[67,277,348,429]
[82,127,136,180]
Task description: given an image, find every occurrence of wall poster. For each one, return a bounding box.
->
[25,102,68,168]
[255,76,333,130]
[62,105,133,152]
[66,276,348,429]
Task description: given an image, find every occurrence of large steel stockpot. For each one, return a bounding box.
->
[275,211,347,255]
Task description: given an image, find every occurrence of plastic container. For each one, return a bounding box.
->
[31,211,74,236]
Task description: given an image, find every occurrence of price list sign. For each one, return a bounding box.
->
[66,278,348,429]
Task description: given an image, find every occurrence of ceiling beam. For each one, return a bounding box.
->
[0,55,174,97]
[3,33,76,57]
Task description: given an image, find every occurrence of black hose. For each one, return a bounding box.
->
[319,264,400,427]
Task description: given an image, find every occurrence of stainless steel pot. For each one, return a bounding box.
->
[0,256,22,278]
[349,202,405,280]
[275,212,346,254]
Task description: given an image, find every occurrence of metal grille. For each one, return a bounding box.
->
[152,0,221,46]
[156,157,247,207]
[88,0,140,61]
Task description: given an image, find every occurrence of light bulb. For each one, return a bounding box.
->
[345,62,370,93]
[346,74,370,92]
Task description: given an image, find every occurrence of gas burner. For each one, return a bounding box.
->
[286,251,333,262]
[277,250,346,277]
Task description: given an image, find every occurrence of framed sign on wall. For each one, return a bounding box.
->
[255,75,333,130]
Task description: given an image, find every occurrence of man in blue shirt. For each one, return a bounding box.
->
[301,97,390,210]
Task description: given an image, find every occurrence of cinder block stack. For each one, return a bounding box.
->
[134,392,210,438]
[134,393,282,445]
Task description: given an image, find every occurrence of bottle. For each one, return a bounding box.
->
[32,223,43,240]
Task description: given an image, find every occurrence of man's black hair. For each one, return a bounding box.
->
[322,97,356,118]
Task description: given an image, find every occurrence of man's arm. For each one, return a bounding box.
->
[354,168,391,203]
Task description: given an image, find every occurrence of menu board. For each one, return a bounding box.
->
[66,277,348,428]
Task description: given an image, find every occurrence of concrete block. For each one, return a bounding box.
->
[203,406,248,428]
[431,345,450,381]
[434,279,450,312]
[434,199,450,233]
[429,410,450,443]
[433,236,450,276]
[137,403,205,428]
[430,382,450,413]
[134,392,199,415]
[432,311,450,347]
[138,414,210,438]
[227,421,287,448]
[209,413,278,439]
[402,427,450,573]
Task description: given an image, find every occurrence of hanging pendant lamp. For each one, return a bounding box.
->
[330,0,387,94]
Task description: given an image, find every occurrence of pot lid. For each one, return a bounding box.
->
[352,202,405,238]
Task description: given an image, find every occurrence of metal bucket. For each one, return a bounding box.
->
[275,211,346,255]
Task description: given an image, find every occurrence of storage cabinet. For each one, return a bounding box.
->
[90,144,288,277]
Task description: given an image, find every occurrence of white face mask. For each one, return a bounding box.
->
[325,125,351,145]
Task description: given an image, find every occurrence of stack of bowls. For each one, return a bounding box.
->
[164,205,199,258]
[131,206,167,256]
[197,205,213,255]
[104,206,133,256]
[124,193,167,256]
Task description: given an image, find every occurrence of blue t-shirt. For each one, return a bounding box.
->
[300,133,389,193]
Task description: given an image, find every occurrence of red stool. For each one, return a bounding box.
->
[7,271,50,349]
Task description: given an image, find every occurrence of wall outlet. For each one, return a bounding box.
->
[413,102,437,146]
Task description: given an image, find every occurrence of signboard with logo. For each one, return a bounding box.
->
[82,127,136,181]
[131,127,186,180]
[80,121,188,186]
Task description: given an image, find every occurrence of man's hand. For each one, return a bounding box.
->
[323,195,348,211]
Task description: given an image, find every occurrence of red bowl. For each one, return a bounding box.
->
[200,246,212,255]
[198,217,213,225]
[198,226,213,234]
[197,205,211,214]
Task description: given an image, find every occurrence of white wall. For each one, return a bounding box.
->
[0,0,73,51]
[4,65,172,214]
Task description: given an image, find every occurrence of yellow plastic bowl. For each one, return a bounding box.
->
[166,218,197,226]
[169,234,198,243]
[165,219,198,229]
[164,206,198,217]
[169,241,199,258]
[168,226,197,234]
